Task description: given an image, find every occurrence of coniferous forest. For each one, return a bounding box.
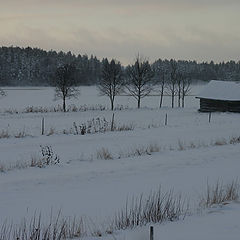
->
[0,46,239,86]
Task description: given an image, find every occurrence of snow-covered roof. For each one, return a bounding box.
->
[196,80,240,101]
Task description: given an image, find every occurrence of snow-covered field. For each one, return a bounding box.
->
[0,85,240,240]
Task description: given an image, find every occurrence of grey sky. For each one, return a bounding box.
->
[0,0,239,64]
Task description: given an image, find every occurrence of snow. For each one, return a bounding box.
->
[0,84,240,240]
[196,80,240,101]
[109,202,240,240]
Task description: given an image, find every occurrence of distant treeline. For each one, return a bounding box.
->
[0,46,239,86]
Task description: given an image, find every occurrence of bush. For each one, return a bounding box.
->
[31,145,60,168]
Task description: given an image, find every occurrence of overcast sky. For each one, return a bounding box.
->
[1,0,240,64]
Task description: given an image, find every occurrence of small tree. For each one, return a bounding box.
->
[98,59,124,110]
[176,65,192,108]
[176,71,183,108]
[181,73,191,108]
[54,63,79,112]
[167,59,178,108]
[125,56,154,108]
[153,63,169,108]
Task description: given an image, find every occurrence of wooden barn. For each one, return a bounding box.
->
[196,80,240,113]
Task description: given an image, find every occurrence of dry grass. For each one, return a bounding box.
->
[46,127,56,136]
[200,180,239,208]
[94,135,240,162]
[0,145,60,173]
[96,148,113,160]
[213,139,227,146]
[2,104,130,115]
[0,129,29,139]
[0,213,86,240]
[62,117,135,136]
[0,161,29,173]
[113,189,186,230]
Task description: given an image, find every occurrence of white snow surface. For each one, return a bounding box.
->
[0,85,240,240]
[197,80,240,101]
[101,202,240,240]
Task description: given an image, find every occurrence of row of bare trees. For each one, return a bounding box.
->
[98,56,192,110]
[11,56,191,112]
[154,59,191,109]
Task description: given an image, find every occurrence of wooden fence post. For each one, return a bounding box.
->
[165,113,168,126]
[150,226,154,240]
[41,117,45,135]
[209,112,212,123]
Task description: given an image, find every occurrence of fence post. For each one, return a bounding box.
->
[111,113,115,131]
[150,226,154,240]
[41,117,45,135]
[208,112,211,123]
[165,113,168,126]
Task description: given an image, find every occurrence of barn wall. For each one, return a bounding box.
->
[199,98,240,113]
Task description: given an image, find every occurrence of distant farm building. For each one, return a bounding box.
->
[196,80,240,113]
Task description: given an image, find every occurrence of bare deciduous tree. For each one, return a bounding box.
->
[181,74,191,108]
[176,72,183,108]
[153,63,169,108]
[167,59,178,108]
[175,63,192,108]
[125,56,154,108]
[98,59,124,110]
[54,63,79,112]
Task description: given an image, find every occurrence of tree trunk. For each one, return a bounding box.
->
[171,90,174,108]
[138,96,141,108]
[178,82,181,107]
[159,93,163,108]
[110,98,114,111]
[182,95,185,108]
[159,85,164,108]
[63,97,66,112]
[178,92,181,107]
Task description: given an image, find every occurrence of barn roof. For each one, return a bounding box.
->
[196,80,240,101]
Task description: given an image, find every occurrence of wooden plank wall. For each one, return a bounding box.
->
[199,98,240,113]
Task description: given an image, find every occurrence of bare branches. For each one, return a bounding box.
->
[54,63,80,112]
[98,59,124,110]
[125,56,154,108]
[165,60,192,108]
